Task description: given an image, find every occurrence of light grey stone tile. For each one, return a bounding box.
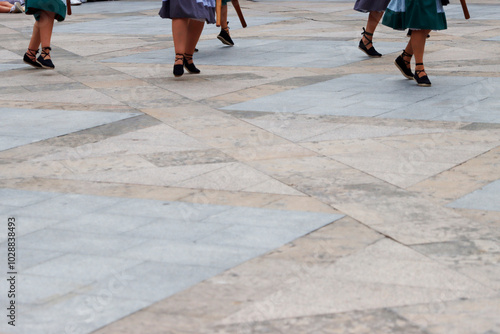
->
[16,293,151,334]
[0,188,61,207]
[18,228,147,256]
[103,40,402,68]
[484,36,500,41]
[447,179,500,211]
[76,261,221,303]
[197,224,321,249]
[15,248,64,271]
[16,274,88,305]
[52,212,158,234]
[116,239,268,270]
[0,136,39,150]
[221,75,500,124]
[201,206,343,229]
[0,64,28,72]
[1,216,62,238]
[0,108,141,151]
[22,253,143,285]
[9,193,123,220]
[122,218,229,241]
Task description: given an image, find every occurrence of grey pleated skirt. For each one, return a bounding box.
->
[354,0,391,13]
[159,0,216,24]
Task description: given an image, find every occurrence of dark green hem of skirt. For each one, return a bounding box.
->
[382,8,447,31]
[25,0,66,22]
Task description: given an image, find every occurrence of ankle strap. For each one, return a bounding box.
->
[402,50,413,57]
[41,47,51,57]
[415,63,424,66]
[175,53,183,60]
[184,53,193,60]
[362,27,373,37]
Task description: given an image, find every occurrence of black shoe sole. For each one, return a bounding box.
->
[414,76,432,87]
[23,59,42,69]
[358,46,381,58]
[184,66,200,74]
[416,82,432,87]
[217,35,234,46]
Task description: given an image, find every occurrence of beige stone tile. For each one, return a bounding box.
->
[362,171,432,189]
[207,84,293,106]
[409,146,500,202]
[0,155,155,180]
[54,37,157,57]
[0,88,124,105]
[393,297,500,334]
[208,308,427,334]
[263,195,340,214]
[220,143,316,162]
[217,239,494,325]
[0,178,195,201]
[263,217,383,263]
[91,311,207,334]
[63,163,232,187]
[300,138,392,156]
[241,178,305,196]
[248,156,348,178]
[0,71,75,88]
[175,162,303,195]
[82,78,150,89]
[178,188,283,207]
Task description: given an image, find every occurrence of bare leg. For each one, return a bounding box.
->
[362,11,384,46]
[28,21,41,54]
[401,38,414,71]
[409,29,431,77]
[220,5,228,30]
[172,18,189,65]
[39,11,55,54]
[27,11,55,59]
[185,19,204,62]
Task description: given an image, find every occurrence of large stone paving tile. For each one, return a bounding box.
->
[0,108,141,151]
[216,239,493,325]
[103,39,402,68]
[208,308,428,334]
[0,189,342,334]
[222,74,500,123]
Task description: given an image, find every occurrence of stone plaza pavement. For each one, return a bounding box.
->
[0,0,499,333]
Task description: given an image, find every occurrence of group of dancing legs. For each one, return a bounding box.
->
[355,0,446,87]
[22,0,448,87]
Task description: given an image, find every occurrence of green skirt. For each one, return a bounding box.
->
[25,0,66,22]
[382,0,447,31]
